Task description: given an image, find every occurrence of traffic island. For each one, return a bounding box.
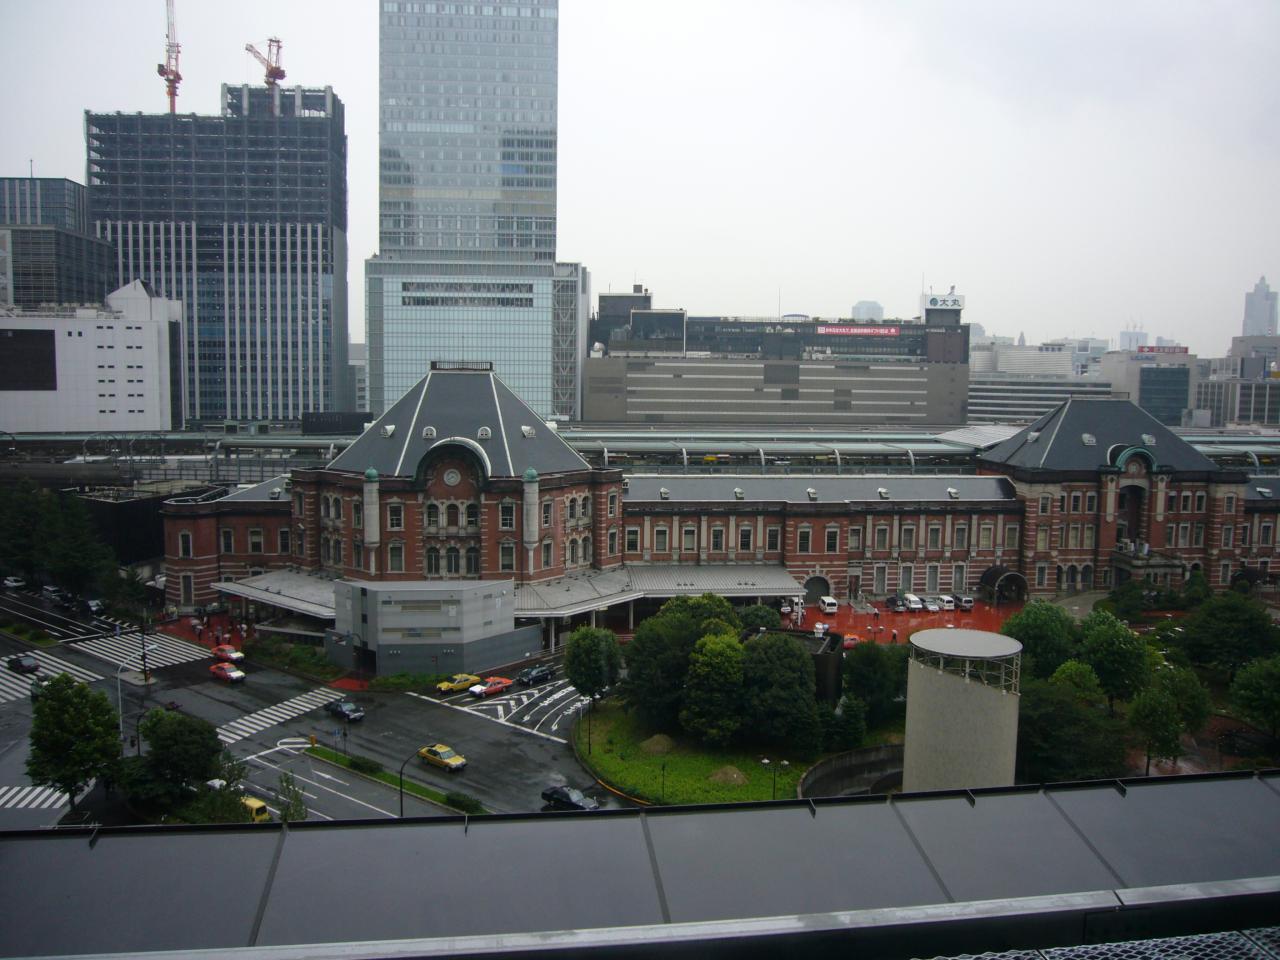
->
[304,744,484,815]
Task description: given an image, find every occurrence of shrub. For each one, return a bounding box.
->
[445,791,484,814]
[348,755,383,775]
[369,673,449,693]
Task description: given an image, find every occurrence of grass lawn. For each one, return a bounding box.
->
[305,744,484,813]
[575,700,806,804]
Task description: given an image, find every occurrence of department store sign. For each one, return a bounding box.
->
[816,325,901,336]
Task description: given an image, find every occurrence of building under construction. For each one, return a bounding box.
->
[85,83,349,425]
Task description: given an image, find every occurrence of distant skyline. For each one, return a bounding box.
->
[2,0,1277,357]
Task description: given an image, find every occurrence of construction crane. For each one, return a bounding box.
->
[246,38,286,88]
[156,0,182,114]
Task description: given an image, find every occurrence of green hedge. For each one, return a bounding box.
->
[369,672,450,693]
[305,744,485,813]
[244,636,343,680]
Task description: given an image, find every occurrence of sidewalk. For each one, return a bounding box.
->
[1048,590,1107,620]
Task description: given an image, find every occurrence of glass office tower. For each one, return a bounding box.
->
[368,0,559,415]
[87,85,348,423]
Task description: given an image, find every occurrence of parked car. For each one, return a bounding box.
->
[903,593,924,612]
[7,654,40,675]
[541,785,599,811]
[325,700,365,722]
[885,595,906,613]
[923,597,941,612]
[937,595,956,611]
[209,662,246,683]
[41,585,65,603]
[84,598,105,615]
[436,673,481,693]
[469,676,514,698]
[956,595,975,611]
[241,797,272,823]
[211,644,244,662]
[418,743,467,772]
[3,576,25,589]
[516,664,555,686]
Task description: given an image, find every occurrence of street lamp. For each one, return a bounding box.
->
[761,758,790,801]
[116,645,158,742]
[398,748,420,818]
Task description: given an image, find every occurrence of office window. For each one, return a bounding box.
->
[333,540,343,566]
[927,525,941,550]
[542,500,552,527]
[1083,526,1095,548]
[1085,493,1097,513]
[711,527,724,551]
[466,503,479,527]
[178,531,192,558]
[1225,494,1236,514]
[568,540,578,565]
[874,526,889,550]
[1193,523,1205,547]
[925,564,940,593]
[979,525,993,550]
[954,525,969,549]
[798,528,812,553]
[766,526,781,551]
[278,529,290,553]
[180,574,193,606]
[849,527,863,550]
[608,492,617,518]
[388,543,404,573]
[321,537,331,563]
[654,527,669,552]
[1036,527,1049,551]
[1263,523,1274,546]
[1222,525,1233,548]
[608,529,618,555]
[583,537,592,563]
[1179,523,1190,547]
[1181,493,1192,513]
[500,542,515,571]
[466,547,480,575]
[1068,525,1080,548]
[322,497,330,519]
[1165,524,1175,545]
[581,496,591,519]
[1059,495,1066,512]
[952,563,966,590]
[1070,493,1081,513]
[740,526,753,551]
[1036,564,1048,588]
[683,527,696,551]
[427,503,440,526]
[1039,495,1051,514]
[542,541,553,568]
[295,493,303,514]
[1167,492,1177,512]
[626,528,639,552]
[249,529,263,554]
[427,547,440,575]
[1195,492,1206,513]
[567,499,577,521]
[1220,561,1232,585]
[899,564,914,590]
[355,544,364,571]
[387,503,404,530]
[499,502,515,529]
[901,526,916,550]
[1004,524,1019,549]
[447,504,460,528]
[825,527,839,553]
[296,530,305,556]
[446,547,460,574]
[1241,525,1250,546]
[353,501,363,529]
[221,530,233,553]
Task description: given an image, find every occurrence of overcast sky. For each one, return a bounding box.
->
[3,0,1277,356]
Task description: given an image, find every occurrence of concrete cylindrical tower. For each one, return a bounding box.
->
[902,628,1021,793]
[363,467,381,576]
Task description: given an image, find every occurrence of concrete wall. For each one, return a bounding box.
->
[902,659,1019,792]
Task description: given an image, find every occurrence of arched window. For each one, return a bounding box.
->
[582,536,592,563]
[321,536,331,562]
[426,503,439,527]
[465,546,480,575]
[426,547,440,575]
[581,496,591,518]
[353,500,363,528]
[321,498,330,519]
[333,540,343,566]
[446,546,461,574]
[331,497,341,521]
[567,499,577,520]
[569,539,579,564]
[465,503,479,527]
[447,504,460,528]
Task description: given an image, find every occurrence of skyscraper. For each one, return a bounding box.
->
[1243,276,1278,337]
[368,0,559,416]
[86,84,348,423]
[0,177,113,309]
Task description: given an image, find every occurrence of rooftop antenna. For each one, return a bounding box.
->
[156,0,182,114]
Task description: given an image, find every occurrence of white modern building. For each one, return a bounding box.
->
[0,279,183,432]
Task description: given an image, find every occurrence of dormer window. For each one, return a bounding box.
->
[477,426,492,440]
[734,487,745,500]
[806,487,818,501]
[380,424,396,438]
[1142,433,1156,445]
[878,487,890,500]
[422,425,436,439]
[947,487,959,499]
[1081,433,1096,446]
[1027,431,1040,443]
[659,487,670,500]
[521,425,536,438]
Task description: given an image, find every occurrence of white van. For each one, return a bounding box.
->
[903,593,924,612]
[819,596,839,614]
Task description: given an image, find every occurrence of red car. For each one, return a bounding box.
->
[209,662,246,683]
[469,676,513,698]
[211,644,244,662]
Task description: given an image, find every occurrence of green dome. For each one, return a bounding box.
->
[364,467,379,481]
[522,467,539,482]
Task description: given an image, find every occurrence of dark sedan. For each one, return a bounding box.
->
[325,700,365,722]
[517,664,555,686]
[7,654,40,675]
[541,785,600,811]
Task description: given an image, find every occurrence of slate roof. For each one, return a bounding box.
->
[977,398,1219,474]
[326,365,590,480]
[623,475,1015,504]
[221,475,291,502]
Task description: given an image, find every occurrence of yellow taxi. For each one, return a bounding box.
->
[436,673,481,693]
[418,743,467,772]
[241,797,272,822]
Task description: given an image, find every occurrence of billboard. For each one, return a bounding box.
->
[1137,345,1189,354]
[816,325,901,336]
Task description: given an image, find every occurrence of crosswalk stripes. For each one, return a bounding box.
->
[217,688,344,744]
[67,631,210,670]
[0,785,71,810]
[0,652,103,704]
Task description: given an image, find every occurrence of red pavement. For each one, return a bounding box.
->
[785,598,1023,645]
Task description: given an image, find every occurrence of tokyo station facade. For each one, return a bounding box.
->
[162,363,1280,673]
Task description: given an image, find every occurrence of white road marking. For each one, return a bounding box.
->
[248,755,395,818]
[405,691,566,744]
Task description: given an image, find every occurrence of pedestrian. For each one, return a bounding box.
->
[891,629,898,644]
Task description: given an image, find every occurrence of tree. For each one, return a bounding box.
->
[1110,581,1147,620]
[1181,570,1211,607]
[740,604,782,633]
[37,492,115,596]
[663,593,742,634]
[1231,655,1280,739]
[1182,591,1278,679]
[0,481,44,582]
[622,610,702,729]
[1000,600,1080,679]
[139,709,224,795]
[26,674,120,810]
[679,633,744,746]
[822,695,866,751]
[1129,686,1183,775]
[1016,679,1126,784]
[274,772,308,822]
[1153,665,1211,736]
[741,633,821,753]
[842,642,909,729]
[563,626,622,701]
[1080,610,1150,713]
[1049,659,1105,704]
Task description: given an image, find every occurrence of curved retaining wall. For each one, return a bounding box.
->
[798,743,904,798]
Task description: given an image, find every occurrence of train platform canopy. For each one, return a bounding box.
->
[213,570,338,620]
